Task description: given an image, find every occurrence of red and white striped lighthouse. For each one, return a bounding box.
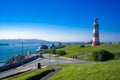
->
[92,18,100,46]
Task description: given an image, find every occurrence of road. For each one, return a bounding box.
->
[0,54,88,79]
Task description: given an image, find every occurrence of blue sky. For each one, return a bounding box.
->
[0,0,120,42]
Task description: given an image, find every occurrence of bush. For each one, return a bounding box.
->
[92,49,114,61]
[41,49,57,54]
[42,50,49,54]
[49,49,57,54]
[80,45,85,48]
[56,50,67,56]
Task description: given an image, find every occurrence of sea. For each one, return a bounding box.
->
[0,43,51,66]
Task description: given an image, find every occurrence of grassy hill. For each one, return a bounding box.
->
[49,60,120,80]
[59,44,120,60]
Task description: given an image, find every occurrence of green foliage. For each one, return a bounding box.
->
[56,50,67,56]
[49,60,120,80]
[43,49,57,54]
[3,67,53,80]
[49,48,57,54]
[59,44,120,60]
[43,49,67,56]
[42,49,49,54]
[80,45,85,48]
[92,49,114,61]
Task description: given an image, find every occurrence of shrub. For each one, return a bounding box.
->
[42,49,57,54]
[56,50,67,56]
[42,50,49,54]
[49,49,57,54]
[80,45,85,48]
[92,49,114,61]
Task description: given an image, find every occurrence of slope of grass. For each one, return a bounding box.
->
[3,67,53,80]
[49,60,120,80]
[59,44,120,60]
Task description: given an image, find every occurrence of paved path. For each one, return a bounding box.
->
[40,54,89,67]
[40,68,61,80]
[0,59,38,79]
[0,54,89,79]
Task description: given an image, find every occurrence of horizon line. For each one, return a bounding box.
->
[0,38,120,43]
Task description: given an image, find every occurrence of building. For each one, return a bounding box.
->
[57,42,65,48]
[49,43,56,49]
[92,18,100,46]
[36,45,48,57]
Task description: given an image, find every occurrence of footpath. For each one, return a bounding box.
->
[40,68,61,80]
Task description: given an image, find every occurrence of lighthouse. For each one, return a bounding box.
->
[92,18,100,46]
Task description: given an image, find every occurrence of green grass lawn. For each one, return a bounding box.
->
[49,60,120,80]
[3,67,53,80]
[59,44,120,60]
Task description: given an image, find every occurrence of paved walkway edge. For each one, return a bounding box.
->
[40,68,61,80]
